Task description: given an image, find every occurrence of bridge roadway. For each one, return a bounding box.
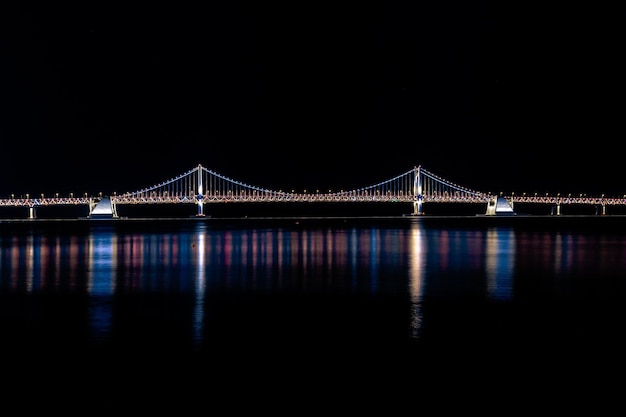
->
[0,191,623,207]
[0,192,624,219]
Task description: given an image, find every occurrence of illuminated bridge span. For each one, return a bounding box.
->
[0,164,623,218]
[108,164,492,217]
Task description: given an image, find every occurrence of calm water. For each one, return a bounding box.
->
[2,215,626,405]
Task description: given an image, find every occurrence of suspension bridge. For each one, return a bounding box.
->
[0,164,623,219]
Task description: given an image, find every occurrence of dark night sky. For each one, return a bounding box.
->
[1,3,623,198]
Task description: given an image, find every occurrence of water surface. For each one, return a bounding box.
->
[2,216,625,404]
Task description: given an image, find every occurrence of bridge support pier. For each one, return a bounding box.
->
[413,199,423,215]
[88,196,117,218]
[29,207,36,219]
[486,196,516,216]
[196,200,205,217]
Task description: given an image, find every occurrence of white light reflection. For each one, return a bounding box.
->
[409,220,425,339]
[86,230,117,343]
[485,228,515,301]
[193,226,206,349]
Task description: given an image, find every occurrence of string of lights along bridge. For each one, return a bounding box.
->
[0,164,624,219]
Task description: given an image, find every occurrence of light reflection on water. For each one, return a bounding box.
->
[2,219,626,354]
[485,228,515,302]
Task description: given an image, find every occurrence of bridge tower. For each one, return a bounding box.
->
[413,166,423,215]
[196,164,205,217]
